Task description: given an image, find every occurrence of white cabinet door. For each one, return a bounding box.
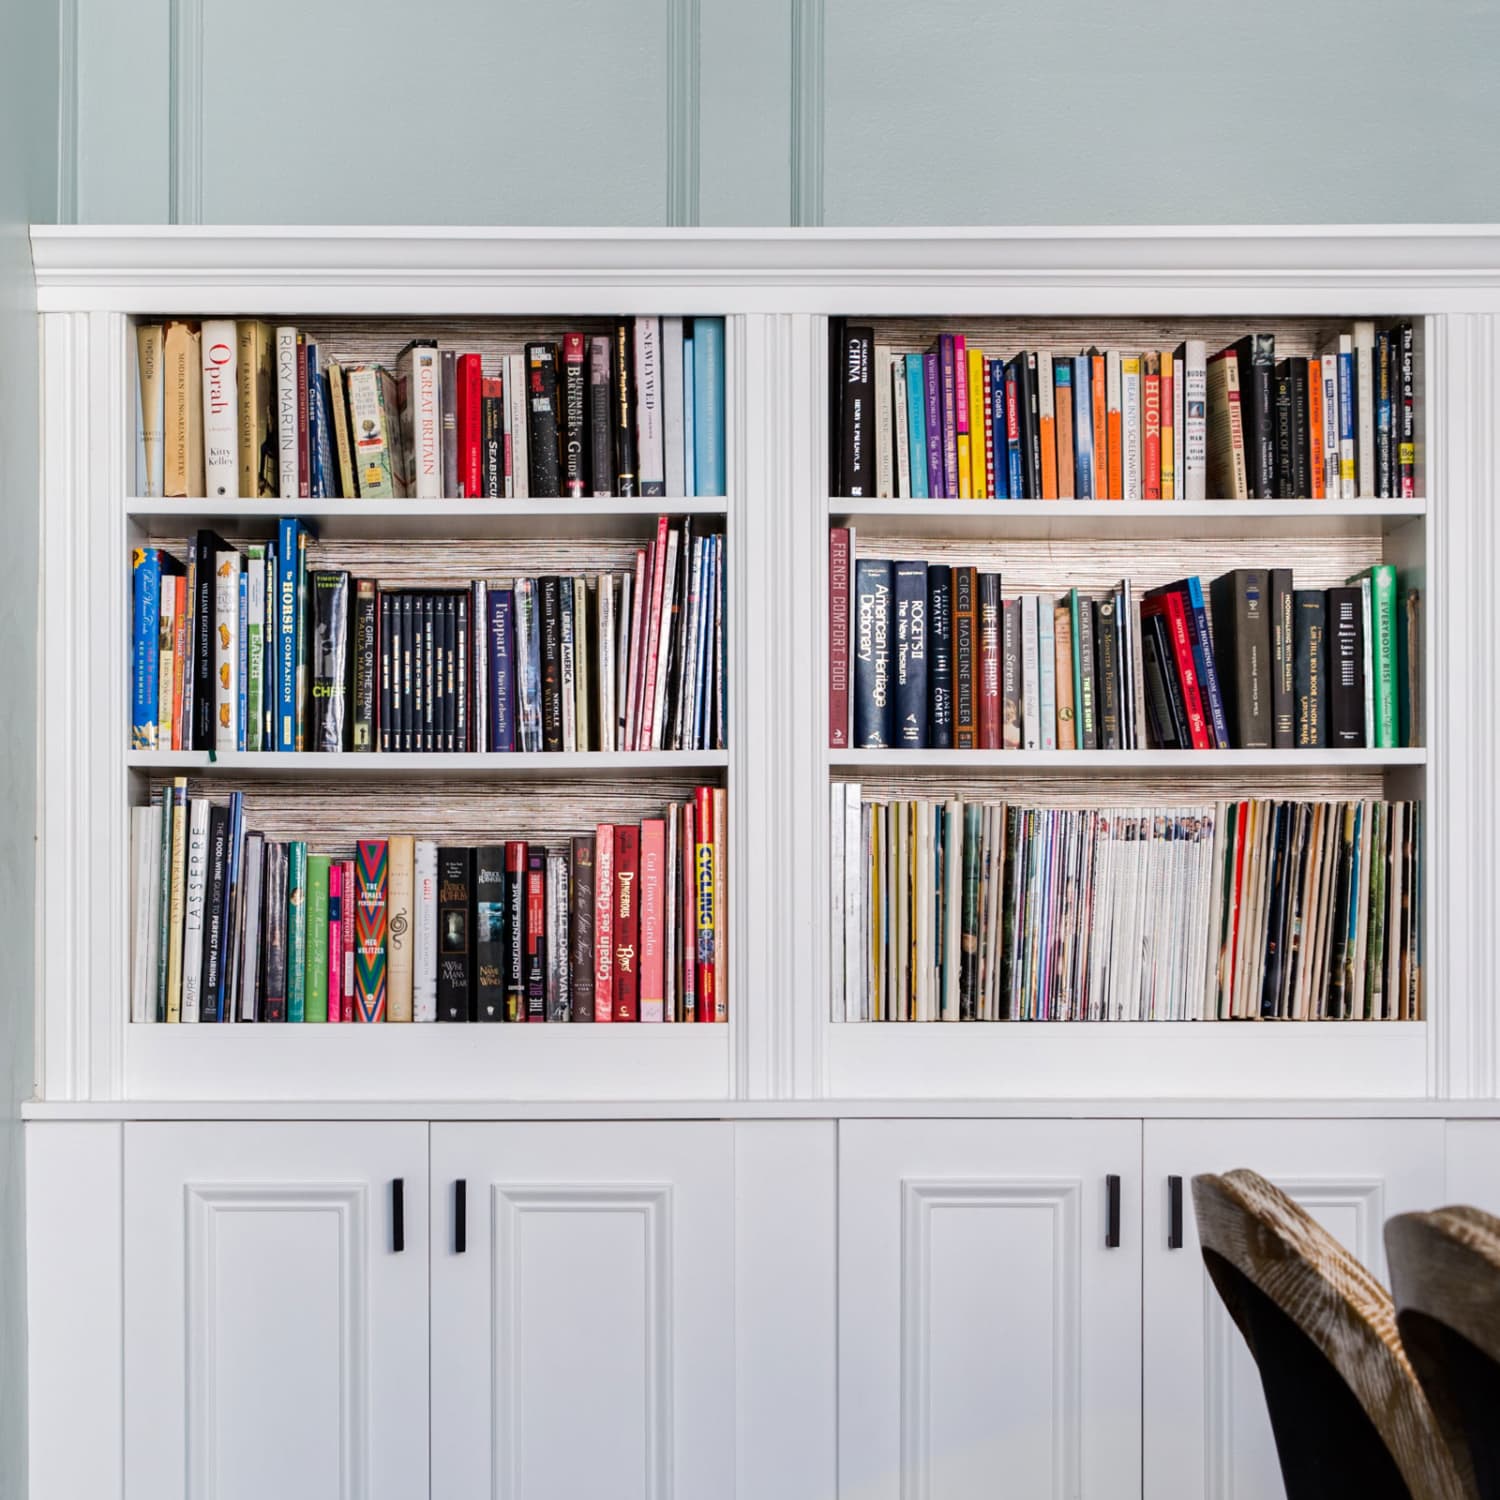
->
[1142,1117,1445,1500]
[430,1121,735,1500]
[1446,1120,1500,1211]
[123,1122,429,1500]
[839,1119,1143,1500]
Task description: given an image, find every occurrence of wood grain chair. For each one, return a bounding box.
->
[1387,1205,1500,1499]
[1192,1169,1469,1500]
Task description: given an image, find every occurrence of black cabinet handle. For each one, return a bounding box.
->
[1168,1175,1184,1250]
[455,1178,467,1254]
[392,1177,405,1254]
[1105,1173,1122,1249]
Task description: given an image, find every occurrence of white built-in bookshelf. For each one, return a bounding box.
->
[30,226,1500,1105]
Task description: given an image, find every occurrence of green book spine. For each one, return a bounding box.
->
[288,840,308,1022]
[246,543,265,752]
[305,853,331,1022]
[1069,587,1085,744]
[1349,563,1398,748]
[1365,803,1387,1020]
[295,529,310,751]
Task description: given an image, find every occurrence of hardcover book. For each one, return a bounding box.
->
[355,839,389,1023]
[474,844,507,1022]
[436,846,472,1022]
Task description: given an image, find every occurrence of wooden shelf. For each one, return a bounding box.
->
[125,495,729,541]
[129,750,729,777]
[828,498,1426,540]
[829,748,1425,771]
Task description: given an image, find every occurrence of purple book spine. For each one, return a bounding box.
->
[489,587,516,753]
[939,334,959,498]
[923,351,944,500]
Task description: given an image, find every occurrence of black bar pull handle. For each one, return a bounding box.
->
[392,1177,405,1254]
[455,1178,467,1255]
[1168,1175,1184,1251]
[1105,1173,1122,1249]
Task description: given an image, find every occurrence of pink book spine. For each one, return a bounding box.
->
[594,824,615,1021]
[623,547,650,749]
[638,818,665,1022]
[638,518,670,750]
[952,333,969,445]
[680,800,697,1020]
[340,856,356,1023]
[327,862,343,1023]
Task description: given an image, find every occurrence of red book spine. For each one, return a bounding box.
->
[1143,592,1211,749]
[296,333,310,499]
[639,818,665,1022]
[593,825,614,1021]
[978,578,1001,749]
[526,852,546,1021]
[340,857,356,1021]
[679,800,696,1021]
[828,526,851,749]
[693,786,716,1022]
[326,862,342,1024]
[458,353,483,499]
[612,825,640,1021]
[1142,365,1162,500]
[638,518,670,750]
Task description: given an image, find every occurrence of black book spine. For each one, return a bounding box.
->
[505,842,527,1023]
[562,333,588,497]
[840,326,874,496]
[454,590,468,753]
[926,564,953,748]
[192,529,229,749]
[1138,617,1175,749]
[1260,805,1292,1017]
[437,846,473,1022]
[261,841,288,1022]
[1018,353,1041,499]
[525,341,561,498]
[953,565,976,749]
[482,388,503,498]
[309,570,351,753]
[1001,596,1022,750]
[423,593,438,752]
[353,579,376,752]
[570,836,595,1022]
[1143,611,1186,748]
[1397,321,1416,496]
[588,335,615,497]
[1328,585,1366,746]
[474,844,506,1021]
[1269,567,1295,749]
[1209,569,1272,749]
[1076,596,1098,750]
[198,803,229,1022]
[1293,589,1328,748]
[400,593,415,752]
[852,559,893,748]
[539,576,564,751]
[1248,334,1276,499]
[1290,358,1311,497]
[441,593,456,752]
[827,316,845,495]
[1376,329,1393,499]
[1095,598,1121,751]
[893,559,928,748]
[1273,360,1295,499]
[612,319,638,496]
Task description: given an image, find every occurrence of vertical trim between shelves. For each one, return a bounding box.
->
[167,0,203,225]
[790,0,825,228]
[666,0,702,228]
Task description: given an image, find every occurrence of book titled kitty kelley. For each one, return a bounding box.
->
[354,838,389,1022]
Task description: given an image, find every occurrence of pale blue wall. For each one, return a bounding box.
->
[0,0,59,1493]
[71,0,1500,226]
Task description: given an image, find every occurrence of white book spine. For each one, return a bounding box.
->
[829,782,845,1020]
[136,324,165,498]
[1038,594,1057,751]
[874,343,894,499]
[507,353,529,499]
[214,550,240,751]
[661,316,686,497]
[844,782,862,1022]
[156,575,177,747]
[1037,351,1055,429]
[892,357,911,499]
[1121,360,1142,499]
[599,574,616,753]
[473,581,487,754]
[1321,354,1341,502]
[649,532,680,750]
[634,317,666,496]
[615,569,633,751]
[275,326,299,499]
[200,319,239,498]
[413,840,438,1022]
[1354,321,1376,498]
[1182,340,1207,501]
[1021,595,1040,749]
[179,798,210,1023]
[400,344,442,499]
[131,805,162,1024]
[1104,351,1122,495]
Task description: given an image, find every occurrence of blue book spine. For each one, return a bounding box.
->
[988,360,1008,499]
[922,351,943,499]
[1375,329,1392,496]
[490,588,516,752]
[893,560,928,747]
[216,790,243,1022]
[276,519,300,751]
[682,335,696,498]
[1073,356,1093,499]
[262,542,277,750]
[132,548,162,749]
[1182,575,1230,749]
[903,354,929,499]
[853,559,895,747]
[306,343,324,499]
[1004,364,1025,500]
[1338,349,1356,449]
[691,316,725,497]
[315,366,337,501]
[517,581,543,751]
[938,334,959,497]
[237,568,248,751]
[927,564,953,748]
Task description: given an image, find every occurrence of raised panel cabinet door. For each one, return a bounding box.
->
[1445,1120,1500,1211]
[1142,1117,1446,1500]
[123,1121,429,1500]
[838,1119,1143,1500]
[430,1121,735,1500]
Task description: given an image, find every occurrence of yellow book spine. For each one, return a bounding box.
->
[1160,350,1175,500]
[967,348,987,498]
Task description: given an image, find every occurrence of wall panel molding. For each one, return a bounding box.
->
[790,0,824,227]
[167,0,203,225]
[666,0,701,226]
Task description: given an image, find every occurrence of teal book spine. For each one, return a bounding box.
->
[1350,563,1398,747]
[287,840,308,1022]
[691,316,725,497]
[904,354,929,499]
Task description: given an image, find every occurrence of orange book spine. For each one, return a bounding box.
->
[1142,354,1162,500]
[1054,368,1075,499]
[1307,360,1326,498]
[1090,355,1107,499]
[171,575,189,750]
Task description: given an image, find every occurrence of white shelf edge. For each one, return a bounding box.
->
[828,498,1427,516]
[125,496,730,515]
[827,748,1426,771]
[128,750,730,775]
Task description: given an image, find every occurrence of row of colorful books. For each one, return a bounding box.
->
[830,322,1416,501]
[130,782,727,1024]
[130,516,725,754]
[829,534,1421,752]
[829,788,1423,1023]
[134,317,726,501]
